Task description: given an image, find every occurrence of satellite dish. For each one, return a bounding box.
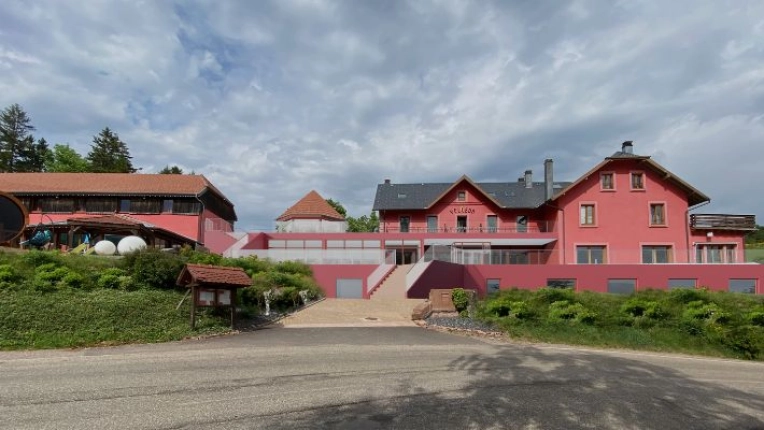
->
[0,192,28,244]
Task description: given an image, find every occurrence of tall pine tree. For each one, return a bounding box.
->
[86,127,137,173]
[0,104,37,172]
[16,137,50,172]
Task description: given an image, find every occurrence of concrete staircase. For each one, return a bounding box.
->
[371,264,413,299]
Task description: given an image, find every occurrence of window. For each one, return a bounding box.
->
[399,216,410,233]
[650,203,666,226]
[456,191,466,202]
[577,246,606,264]
[668,279,696,289]
[486,279,501,294]
[85,198,118,214]
[579,204,596,226]
[547,279,576,289]
[696,244,737,264]
[125,199,161,214]
[162,199,173,213]
[119,199,130,213]
[631,172,644,190]
[397,193,407,199]
[487,215,498,233]
[41,198,75,213]
[516,215,528,233]
[19,197,35,211]
[608,279,636,294]
[729,279,756,294]
[426,216,438,233]
[642,245,672,264]
[601,173,614,190]
[172,200,201,214]
[456,216,467,233]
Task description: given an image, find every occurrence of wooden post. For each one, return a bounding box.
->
[190,285,196,329]
[230,288,237,329]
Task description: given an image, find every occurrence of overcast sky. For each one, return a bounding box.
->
[1,1,763,230]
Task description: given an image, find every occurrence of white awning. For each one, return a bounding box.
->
[423,238,556,247]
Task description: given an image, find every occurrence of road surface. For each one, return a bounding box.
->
[2,327,764,429]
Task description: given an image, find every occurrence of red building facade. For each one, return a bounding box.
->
[219,142,761,298]
[0,173,236,248]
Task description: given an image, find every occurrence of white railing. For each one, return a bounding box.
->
[236,248,387,264]
[366,250,396,294]
[406,256,432,292]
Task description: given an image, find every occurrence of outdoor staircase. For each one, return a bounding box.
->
[371,264,413,299]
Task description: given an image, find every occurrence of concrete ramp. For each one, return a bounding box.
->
[278,298,424,328]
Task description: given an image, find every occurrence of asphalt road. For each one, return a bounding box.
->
[2,327,764,430]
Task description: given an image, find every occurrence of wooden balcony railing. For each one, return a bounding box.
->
[690,214,756,231]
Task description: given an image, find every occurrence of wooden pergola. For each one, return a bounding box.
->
[176,264,253,329]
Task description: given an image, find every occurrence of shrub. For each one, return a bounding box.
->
[124,248,185,290]
[484,297,512,317]
[682,301,730,325]
[20,250,62,268]
[60,272,86,289]
[668,288,709,305]
[535,287,575,305]
[621,299,667,320]
[452,288,469,312]
[228,256,272,276]
[97,268,134,290]
[32,264,72,292]
[548,300,596,324]
[274,260,312,277]
[0,264,19,290]
[720,325,764,359]
[748,311,764,327]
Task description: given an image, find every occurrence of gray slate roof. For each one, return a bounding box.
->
[373,180,572,211]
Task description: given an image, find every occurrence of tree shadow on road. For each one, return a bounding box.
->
[271,343,764,429]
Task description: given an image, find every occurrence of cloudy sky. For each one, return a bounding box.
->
[1,1,763,230]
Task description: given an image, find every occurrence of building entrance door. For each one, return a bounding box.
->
[456,216,468,233]
[393,247,418,264]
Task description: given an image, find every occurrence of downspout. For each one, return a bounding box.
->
[685,200,710,263]
[195,192,205,247]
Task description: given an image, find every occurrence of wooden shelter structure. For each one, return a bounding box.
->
[22,214,197,251]
[176,264,253,329]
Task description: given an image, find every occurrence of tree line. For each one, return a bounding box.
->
[327,198,380,233]
[0,104,183,174]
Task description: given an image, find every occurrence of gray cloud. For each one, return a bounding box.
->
[1,0,763,229]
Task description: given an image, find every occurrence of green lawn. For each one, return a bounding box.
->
[745,247,764,263]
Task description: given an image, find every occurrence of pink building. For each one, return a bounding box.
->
[221,142,761,298]
[0,173,236,249]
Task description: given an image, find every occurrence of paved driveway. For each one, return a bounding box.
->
[3,328,764,429]
[276,298,423,327]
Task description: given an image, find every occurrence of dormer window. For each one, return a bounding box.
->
[457,191,466,202]
[397,193,407,199]
[631,172,645,190]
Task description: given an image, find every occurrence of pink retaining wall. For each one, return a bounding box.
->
[311,265,379,298]
[409,263,764,297]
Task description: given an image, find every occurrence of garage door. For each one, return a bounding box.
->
[336,278,363,299]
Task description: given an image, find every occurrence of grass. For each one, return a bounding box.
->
[477,287,764,360]
[0,248,322,350]
[0,288,229,350]
[745,247,764,263]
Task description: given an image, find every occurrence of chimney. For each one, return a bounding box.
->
[384,178,391,185]
[544,159,553,200]
[524,170,533,188]
[622,141,634,154]
[518,177,524,183]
